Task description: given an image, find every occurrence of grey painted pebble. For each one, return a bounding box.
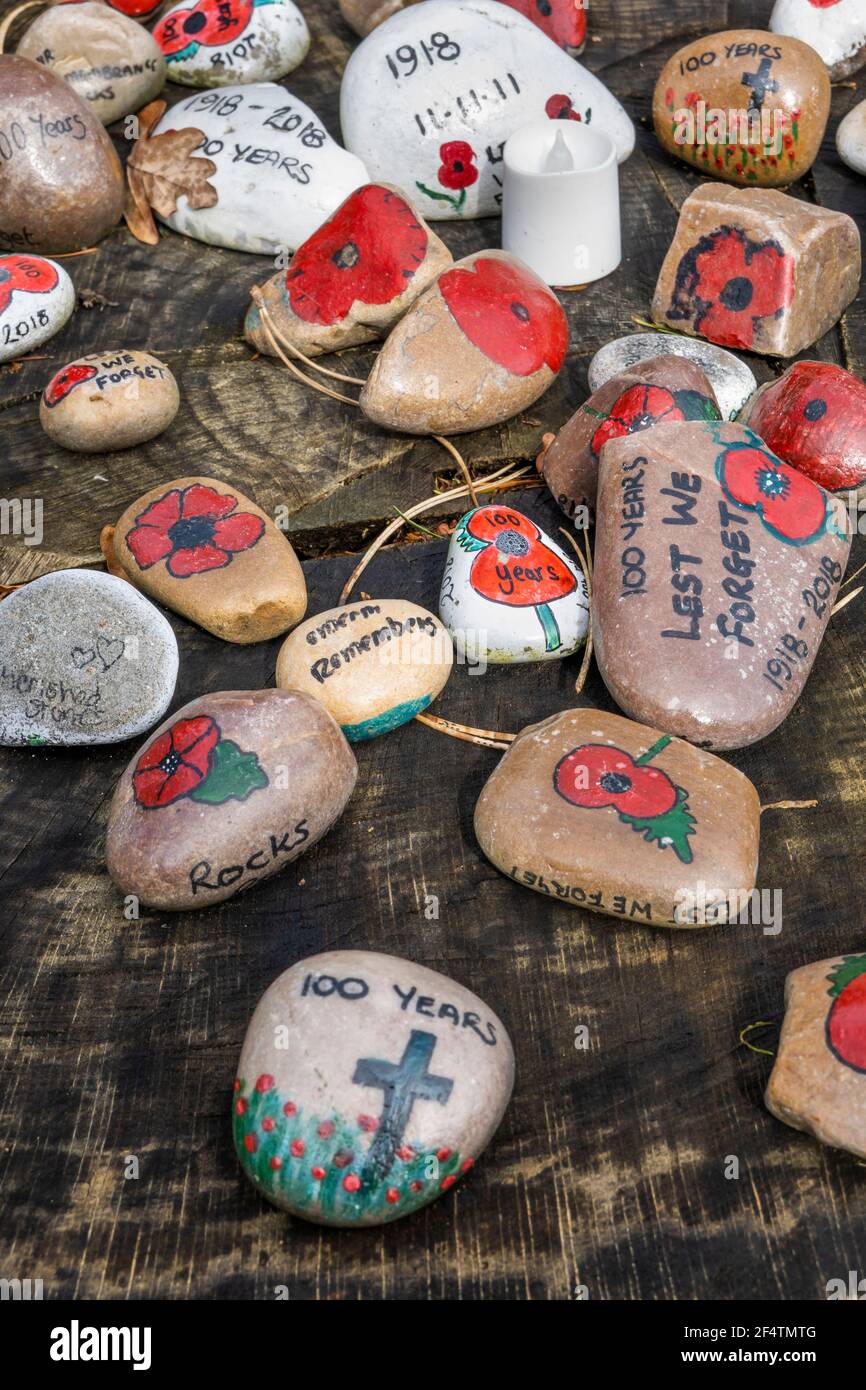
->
[0,253,74,364]
[837,99,866,177]
[0,570,178,746]
[588,334,757,422]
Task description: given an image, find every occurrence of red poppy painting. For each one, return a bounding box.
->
[715,437,830,545]
[133,714,268,810]
[744,362,866,495]
[588,382,720,456]
[667,226,795,350]
[155,0,256,59]
[456,506,577,652]
[125,484,265,579]
[545,94,588,122]
[416,141,479,213]
[501,0,587,51]
[0,255,58,316]
[439,257,568,378]
[826,955,866,1075]
[287,186,429,327]
[42,362,98,409]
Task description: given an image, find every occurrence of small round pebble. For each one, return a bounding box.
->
[588,334,757,422]
[39,350,179,453]
[837,100,866,177]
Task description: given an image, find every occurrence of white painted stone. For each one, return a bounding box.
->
[0,570,178,746]
[153,0,310,89]
[340,0,634,220]
[0,254,74,364]
[771,0,866,81]
[837,98,866,176]
[588,333,757,423]
[153,84,369,253]
[439,504,589,665]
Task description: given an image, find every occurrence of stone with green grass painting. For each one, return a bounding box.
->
[234,949,515,1225]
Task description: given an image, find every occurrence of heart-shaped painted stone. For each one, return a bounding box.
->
[153,0,310,88]
[360,251,568,435]
[245,184,452,359]
[739,361,866,497]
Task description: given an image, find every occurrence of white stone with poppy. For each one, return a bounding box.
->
[39,349,180,453]
[245,183,452,359]
[588,334,757,423]
[0,570,178,746]
[151,84,369,254]
[837,99,866,177]
[339,0,633,220]
[438,504,589,665]
[360,250,569,435]
[770,0,866,80]
[0,254,74,365]
[153,0,310,89]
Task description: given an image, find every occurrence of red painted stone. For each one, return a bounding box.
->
[742,361,866,495]
[499,0,587,52]
[439,255,568,378]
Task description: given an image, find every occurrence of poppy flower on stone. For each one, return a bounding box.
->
[133,715,219,808]
[668,226,794,350]
[155,0,253,60]
[589,383,720,456]
[287,185,428,326]
[501,0,587,51]
[545,94,587,122]
[439,256,568,378]
[744,362,866,495]
[715,439,830,545]
[416,141,478,213]
[125,483,265,579]
[43,362,98,409]
[0,254,58,316]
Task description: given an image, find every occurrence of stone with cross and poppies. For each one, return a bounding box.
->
[234,950,514,1224]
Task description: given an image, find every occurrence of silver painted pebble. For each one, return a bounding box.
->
[588,333,758,422]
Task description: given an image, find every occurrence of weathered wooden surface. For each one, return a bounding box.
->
[2,0,866,1301]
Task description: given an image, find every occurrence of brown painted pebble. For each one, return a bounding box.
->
[112,476,307,644]
[539,355,721,522]
[245,184,451,360]
[592,420,851,750]
[653,29,830,187]
[339,0,417,36]
[40,349,179,453]
[0,55,125,254]
[651,183,860,358]
[765,951,866,1160]
[359,251,568,436]
[106,689,357,911]
[739,361,866,498]
[474,707,760,928]
[233,949,514,1224]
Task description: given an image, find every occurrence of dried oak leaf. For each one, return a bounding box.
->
[124,100,218,246]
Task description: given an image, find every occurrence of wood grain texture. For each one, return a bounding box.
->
[1,0,866,1301]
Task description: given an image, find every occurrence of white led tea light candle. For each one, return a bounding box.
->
[502,120,621,288]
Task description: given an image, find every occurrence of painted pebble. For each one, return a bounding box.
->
[340,0,422,38]
[740,361,866,497]
[112,476,308,644]
[771,0,866,81]
[653,29,830,187]
[539,355,721,522]
[52,0,165,19]
[766,951,866,1160]
[106,689,357,910]
[360,251,568,435]
[439,504,588,665]
[474,707,761,927]
[150,85,368,255]
[245,184,452,360]
[836,99,866,177]
[153,0,310,89]
[234,949,514,1225]
[0,56,125,254]
[0,570,178,747]
[40,349,180,453]
[652,183,860,358]
[16,2,166,126]
[340,0,634,222]
[588,333,757,423]
[0,254,74,365]
[593,420,852,751]
[276,599,453,741]
[499,0,587,54]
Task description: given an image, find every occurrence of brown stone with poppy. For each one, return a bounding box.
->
[651,183,860,358]
[245,185,452,360]
[360,251,569,436]
[112,476,307,644]
[653,29,830,187]
[474,707,760,928]
[39,349,179,453]
[739,361,866,499]
[539,355,721,522]
[592,420,851,751]
[0,55,125,254]
[106,689,358,911]
[765,951,866,1161]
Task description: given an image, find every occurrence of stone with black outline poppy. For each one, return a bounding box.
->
[765,951,866,1160]
[593,419,851,750]
[740,361,866,497]
[361,251,568,435]
[40,350,179,453]
[652,184,860,358]
[245,184,451,359]
[438,503,588,663]
[154,0,309,88]
[771,0,866,81]
[113,476,307,643]
[474,707,760,927]
[106,689,357,911]
[0,254,74,365]
[539,355,721,521]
